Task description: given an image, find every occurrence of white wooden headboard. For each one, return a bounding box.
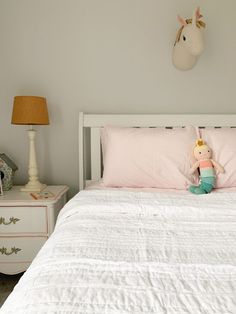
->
[78,112,236,190]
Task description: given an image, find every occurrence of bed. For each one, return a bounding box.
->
[1,113,236,313]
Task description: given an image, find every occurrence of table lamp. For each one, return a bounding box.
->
[11,96,49,192]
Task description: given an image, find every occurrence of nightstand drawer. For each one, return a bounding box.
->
[0,207,47,234]
[0,237,47,263]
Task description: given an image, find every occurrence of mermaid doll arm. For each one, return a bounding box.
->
[190,161,200,174]
[211,159,225,173]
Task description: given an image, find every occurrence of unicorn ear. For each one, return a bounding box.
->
[196,7,203,20]
[177,15,187,26]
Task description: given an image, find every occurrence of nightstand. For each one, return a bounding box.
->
[0,185,69,275]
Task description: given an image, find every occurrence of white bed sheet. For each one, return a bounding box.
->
[1,188,236,313]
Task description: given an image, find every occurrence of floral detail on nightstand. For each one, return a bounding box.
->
[0,247,21,255]
[0,217,20,225]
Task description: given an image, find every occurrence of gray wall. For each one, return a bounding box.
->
[0,0,236,196]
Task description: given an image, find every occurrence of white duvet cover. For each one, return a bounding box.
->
[1,189,236,313]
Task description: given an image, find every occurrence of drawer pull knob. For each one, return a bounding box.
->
[0,247,22,255]
[0,217,20,225]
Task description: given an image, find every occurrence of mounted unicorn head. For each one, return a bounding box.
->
[172,7,206,71]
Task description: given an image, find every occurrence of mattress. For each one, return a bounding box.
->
[1,188,236,313]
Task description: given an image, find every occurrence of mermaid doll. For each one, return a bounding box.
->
[189,139,224,194]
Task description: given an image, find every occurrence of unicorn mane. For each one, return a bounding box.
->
[174,19,206,46]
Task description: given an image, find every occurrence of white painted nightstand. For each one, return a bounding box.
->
[0,185,69,275]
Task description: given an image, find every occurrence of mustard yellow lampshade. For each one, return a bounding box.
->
[11,95,49,192]
[11,96,49,125]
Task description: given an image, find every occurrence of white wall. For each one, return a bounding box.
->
[0,0,236,196]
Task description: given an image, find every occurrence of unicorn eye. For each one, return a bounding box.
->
[183,35,186,41]
[199,152,202,154]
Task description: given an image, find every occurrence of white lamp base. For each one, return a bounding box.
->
[21,182,46,192]
[21,128,46,193]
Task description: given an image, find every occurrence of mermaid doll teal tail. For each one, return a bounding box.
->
[189,176,215,195]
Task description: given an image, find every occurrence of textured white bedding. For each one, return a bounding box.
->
[1,189,236,313]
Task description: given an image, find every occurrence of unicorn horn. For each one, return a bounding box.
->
[192,7,197,26]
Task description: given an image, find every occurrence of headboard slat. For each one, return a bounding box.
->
[79,112,84,190]
[91,128,102,182]
[83,114,236,128]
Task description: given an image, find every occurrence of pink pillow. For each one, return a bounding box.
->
[200,128,236,188]
[102,126,197,189]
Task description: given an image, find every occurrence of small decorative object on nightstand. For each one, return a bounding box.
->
[0,153,18,191]
[0,185,68,274]
[0,176,3,196]
[11,96,49,192]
